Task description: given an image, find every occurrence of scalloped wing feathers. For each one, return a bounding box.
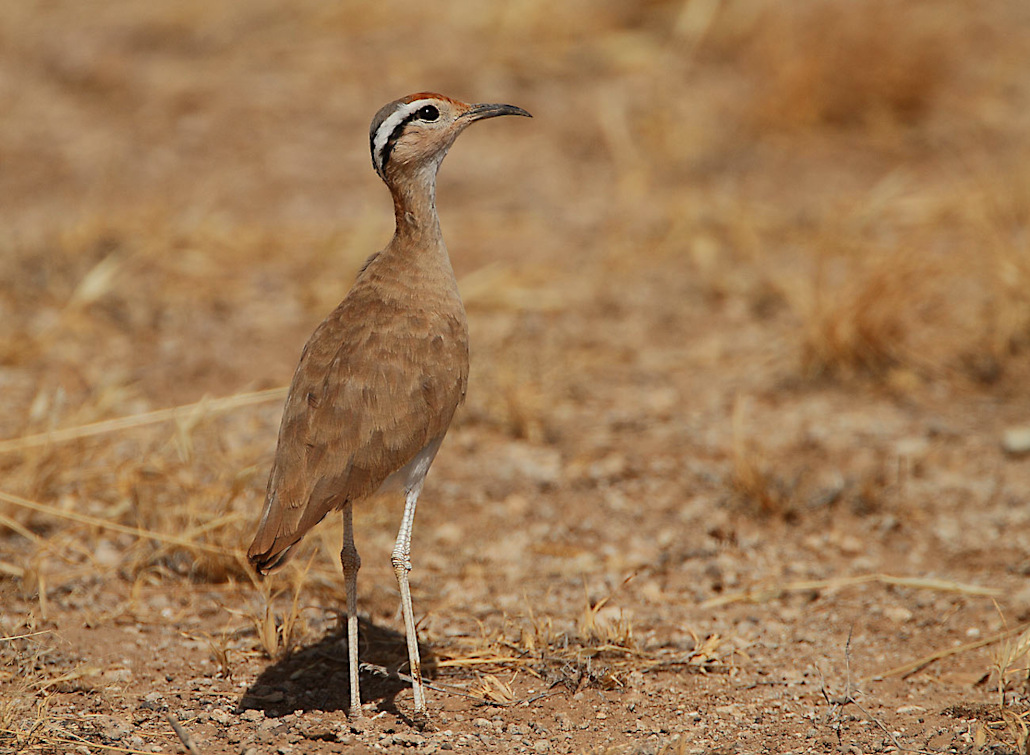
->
[247,248,469,572]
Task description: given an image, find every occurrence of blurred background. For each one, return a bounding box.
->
[2,0,1030,749]
[2,0,1028,411]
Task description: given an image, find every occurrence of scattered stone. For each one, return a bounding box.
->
[896,705,926,715]
[210,708,232,725]
[498,443,562,487]
[140,693,167,712]
[246,688,285,704]
[1002,426,1030,456]
[381,733,425,748]
[589,453,628,482]
[93,539,122,567]
[240,709,263,722]
[97,716,131,741]
[533,739,550,753]
[103,668,133,683]
[714,704,742,718]
[296,719,337,742]
[884,605,914,623]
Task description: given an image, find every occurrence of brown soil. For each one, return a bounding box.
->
[3,2,1030,754]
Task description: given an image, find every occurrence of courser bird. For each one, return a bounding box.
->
[247,93,530,719]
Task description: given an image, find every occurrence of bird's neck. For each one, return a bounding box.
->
[389,162,444,246]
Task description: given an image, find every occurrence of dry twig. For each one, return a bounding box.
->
[702,573,1000,609]
[0,489,244,559]
[165,713,203,755]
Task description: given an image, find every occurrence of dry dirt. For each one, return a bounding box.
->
[3,1,1030,754]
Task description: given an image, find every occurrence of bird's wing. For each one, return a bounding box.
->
[247,280,468,572]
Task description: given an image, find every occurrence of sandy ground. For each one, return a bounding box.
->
[2,1,1030,753]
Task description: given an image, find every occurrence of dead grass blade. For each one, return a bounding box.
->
[0,630,51,642]
[0,510,43,543]
[0,387,287,454]
[702,573,1001,609]
[470,673,517,705]
[0,561,26,578]
[438,582,725,691]
[0,489,244,559]
[864,622,1030,682]
[33,666,102,692]
[246,553,316,659]
[0,727,166,755]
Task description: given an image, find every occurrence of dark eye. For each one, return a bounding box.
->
[416,105,440,122]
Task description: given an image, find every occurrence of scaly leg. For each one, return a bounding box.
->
[340,502,362,717]
[391,480,426,716]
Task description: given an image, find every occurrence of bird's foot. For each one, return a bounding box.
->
[411,709,435,732]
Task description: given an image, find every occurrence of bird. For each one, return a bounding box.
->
[247,93,531,720]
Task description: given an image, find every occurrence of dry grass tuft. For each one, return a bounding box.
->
[740,0,953,133]
[0,626,101,753]
[249,557,315,660]
[729,396,792,516]
[971,153,1030,365]
[984,623,1030,751]
[438,580,725,702]
[793,245,927,380]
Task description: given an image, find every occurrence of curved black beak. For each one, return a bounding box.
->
[464,103,533,122]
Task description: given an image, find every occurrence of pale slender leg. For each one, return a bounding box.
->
[340,502,362,717]
[391,481,426,716]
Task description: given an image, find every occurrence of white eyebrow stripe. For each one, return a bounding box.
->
[372,99,438,176]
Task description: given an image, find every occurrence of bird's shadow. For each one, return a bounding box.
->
[239,617,437,721]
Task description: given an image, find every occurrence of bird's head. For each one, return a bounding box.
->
[369,93,531,185]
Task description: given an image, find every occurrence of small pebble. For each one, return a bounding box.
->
[97,716,131,741]
[896,705,926,715]
[1003,426,1030,456]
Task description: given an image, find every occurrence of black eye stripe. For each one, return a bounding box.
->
[379,111,422,173]
[374,101,443,176]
